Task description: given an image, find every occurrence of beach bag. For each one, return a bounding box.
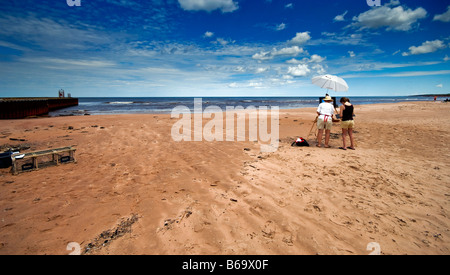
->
[291,137,309,147]
[0,150,13,168]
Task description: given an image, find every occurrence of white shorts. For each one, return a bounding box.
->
[317,115,332,130]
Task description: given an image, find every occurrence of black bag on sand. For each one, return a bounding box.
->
[291,137,309,147]
[0,150,13,168]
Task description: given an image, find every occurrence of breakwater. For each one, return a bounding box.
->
[0,97,79,119]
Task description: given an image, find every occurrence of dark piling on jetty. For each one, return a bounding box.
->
[0,97,79,119]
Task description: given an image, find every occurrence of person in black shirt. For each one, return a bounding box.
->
[339,97,355,150]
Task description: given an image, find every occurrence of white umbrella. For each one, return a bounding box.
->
[311,74,348,92]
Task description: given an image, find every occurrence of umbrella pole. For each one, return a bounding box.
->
[323,88,338,117]
[326,89,339,115]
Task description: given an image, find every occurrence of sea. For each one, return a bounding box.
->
[49,96,435,116]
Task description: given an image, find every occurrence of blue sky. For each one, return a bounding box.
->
[0,0,449,97]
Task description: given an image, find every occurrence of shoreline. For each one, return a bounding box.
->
[38,100,438,118]
[0,100,449,255]
[414,94,450,97]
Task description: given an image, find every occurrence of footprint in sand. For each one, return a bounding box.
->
[282,232,294,246]
[261,221,276,239]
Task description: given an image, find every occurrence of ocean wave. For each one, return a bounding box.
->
[106,101,135,105]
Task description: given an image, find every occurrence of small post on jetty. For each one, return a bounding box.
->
[0,90,79,119]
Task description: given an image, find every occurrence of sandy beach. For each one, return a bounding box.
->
[0,101,449,255]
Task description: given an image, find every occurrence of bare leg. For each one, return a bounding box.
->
[342,128,348,148]
[324,129,331,147]
[348,128,355,149]
[317,129,323,147]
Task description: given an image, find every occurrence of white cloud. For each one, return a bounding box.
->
[216,38,230,46]
[254,52,272,61]
[312,64,326,75]
[252,46,305,60]
[228,75,299,90]
[178,0,238,13]
[386,0,400,7]
[286,58,301,64]
[402,40,446,56]
[209,37,235,46]
[350,4,427,31]
[248,82,264,88]
[445,55,450,62]
[289,32,311,45]
[334,11,348,22]
[285,3,293,9]
[436,84,443,88]
[20,57,116,68]
[321,32,336,37]
[285,61,327,76]
[0,41,29,52]
[286,54,325,64]
[311,32,366,46]
[287,64,310,77]
[433,6,450,22]
[348,51,356,57]
[337,60,441,75]
[372,48,384,55]
[309,54,325,63]
[0,15,113,51]
[274,46,304,56]
[204,31,214,37]
[342,70,450,78]
[255,67,269,74]
[228,81,265,89]
[252,51,272,61]
[275,23,286,31]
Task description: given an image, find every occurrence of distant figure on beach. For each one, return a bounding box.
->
[434,96,437,101]
[316,95,335,148]
[339,97,355,150]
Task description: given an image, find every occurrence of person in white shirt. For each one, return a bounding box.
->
[316,96,335,148]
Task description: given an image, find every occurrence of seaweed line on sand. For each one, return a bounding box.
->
[83,214,139,254]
